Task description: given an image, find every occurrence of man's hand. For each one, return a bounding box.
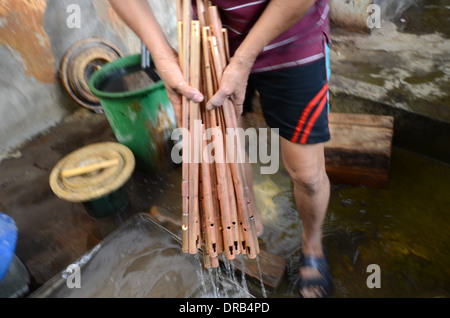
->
[206,0,316,119]
[154,53,204,128]
[206,54,253,118]
[108,0,203,128]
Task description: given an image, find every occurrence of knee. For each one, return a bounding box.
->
[289,168,329,197]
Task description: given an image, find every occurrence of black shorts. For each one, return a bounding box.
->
[243,45,331,145]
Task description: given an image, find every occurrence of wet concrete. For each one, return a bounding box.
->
[329,0,450,163]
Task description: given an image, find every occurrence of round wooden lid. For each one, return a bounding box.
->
[60,37,123,113]
[49,142,135,202]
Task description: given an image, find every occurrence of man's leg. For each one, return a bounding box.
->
[280,137,330,297]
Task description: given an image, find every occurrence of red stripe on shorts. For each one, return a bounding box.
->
[300,92,328,144]
[290,82,329,143]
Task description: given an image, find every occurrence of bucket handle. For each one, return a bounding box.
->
[61,159,120,178]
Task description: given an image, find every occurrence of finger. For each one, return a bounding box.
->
[229,94,245,118]
[206,88,230,110]
[234,103,244,119]
[175,81,204,103]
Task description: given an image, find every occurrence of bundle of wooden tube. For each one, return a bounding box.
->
[177,0,260,268]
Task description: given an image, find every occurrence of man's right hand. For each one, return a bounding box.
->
[153,52,204,128]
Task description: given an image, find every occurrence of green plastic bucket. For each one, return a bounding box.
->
[89,54,176,173]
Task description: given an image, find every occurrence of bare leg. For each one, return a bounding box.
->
[280,137,330,297]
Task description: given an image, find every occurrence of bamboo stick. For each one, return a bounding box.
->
[176,0,183,22]
[222,28,230,64]
[196,0,206,27]
[207,6,227,68]
[178,0,190,253]
[223,103,258,259]
[201,27,214,102]
[200,124,220,257]
[188,20,201,254]
[201,25,225,259]
[176,0,260,264]
[207,29,258,258]
[213,127,235,260]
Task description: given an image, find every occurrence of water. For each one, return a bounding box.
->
[30,145,450,298]
[139,144,450,297]
[375,0,418,21]
[252,147,450,298]
[392,0,450,38]
[31,214,255,298]
[97,65,157,93]
[255,257,267,298]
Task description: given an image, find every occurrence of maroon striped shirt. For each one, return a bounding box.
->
[199,0,330,73]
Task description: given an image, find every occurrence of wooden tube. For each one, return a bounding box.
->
[208,6,227,67]
[209,36,224,90]
[216,106,240,257]
[225,161,241,256]
[208,34,259,258]
[212,126,235,260]
[200,124,219,257]
[188,20,201,254]
[201,27,214,101]
[181,95,190,254]
[190,21,201,91]
[179,1,260,263]
[222,99,258,259]
[249,216,260,255]
[187,113,199,254]
[196,0,206,27]
[222,28,230,64]
[201,27,224,256]
[176,0,183,22]
[177,1,190,253]
[182,0,191,82]
[209,255,219,268]
[178,21,184,72]
[208,30,258,259]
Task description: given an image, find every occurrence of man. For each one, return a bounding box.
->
[109,0,332,298]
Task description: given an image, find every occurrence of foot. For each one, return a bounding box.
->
[298,248,332,298]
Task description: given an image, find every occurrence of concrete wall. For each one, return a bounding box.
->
[0,0,177,162]
[329,0,417,32]
[329,0,373,32]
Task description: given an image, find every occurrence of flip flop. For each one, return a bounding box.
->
[298,247,333,298]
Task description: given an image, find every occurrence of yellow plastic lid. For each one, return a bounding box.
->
[49,142,135,202]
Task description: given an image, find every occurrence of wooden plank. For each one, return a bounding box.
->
[326,112,394,188]
[328,112,394,129]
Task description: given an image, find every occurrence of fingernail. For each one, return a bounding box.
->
[193,92,204,103]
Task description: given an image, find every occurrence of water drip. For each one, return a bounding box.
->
[255,256,267,298]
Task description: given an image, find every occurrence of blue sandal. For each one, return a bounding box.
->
[298,250,333,298]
